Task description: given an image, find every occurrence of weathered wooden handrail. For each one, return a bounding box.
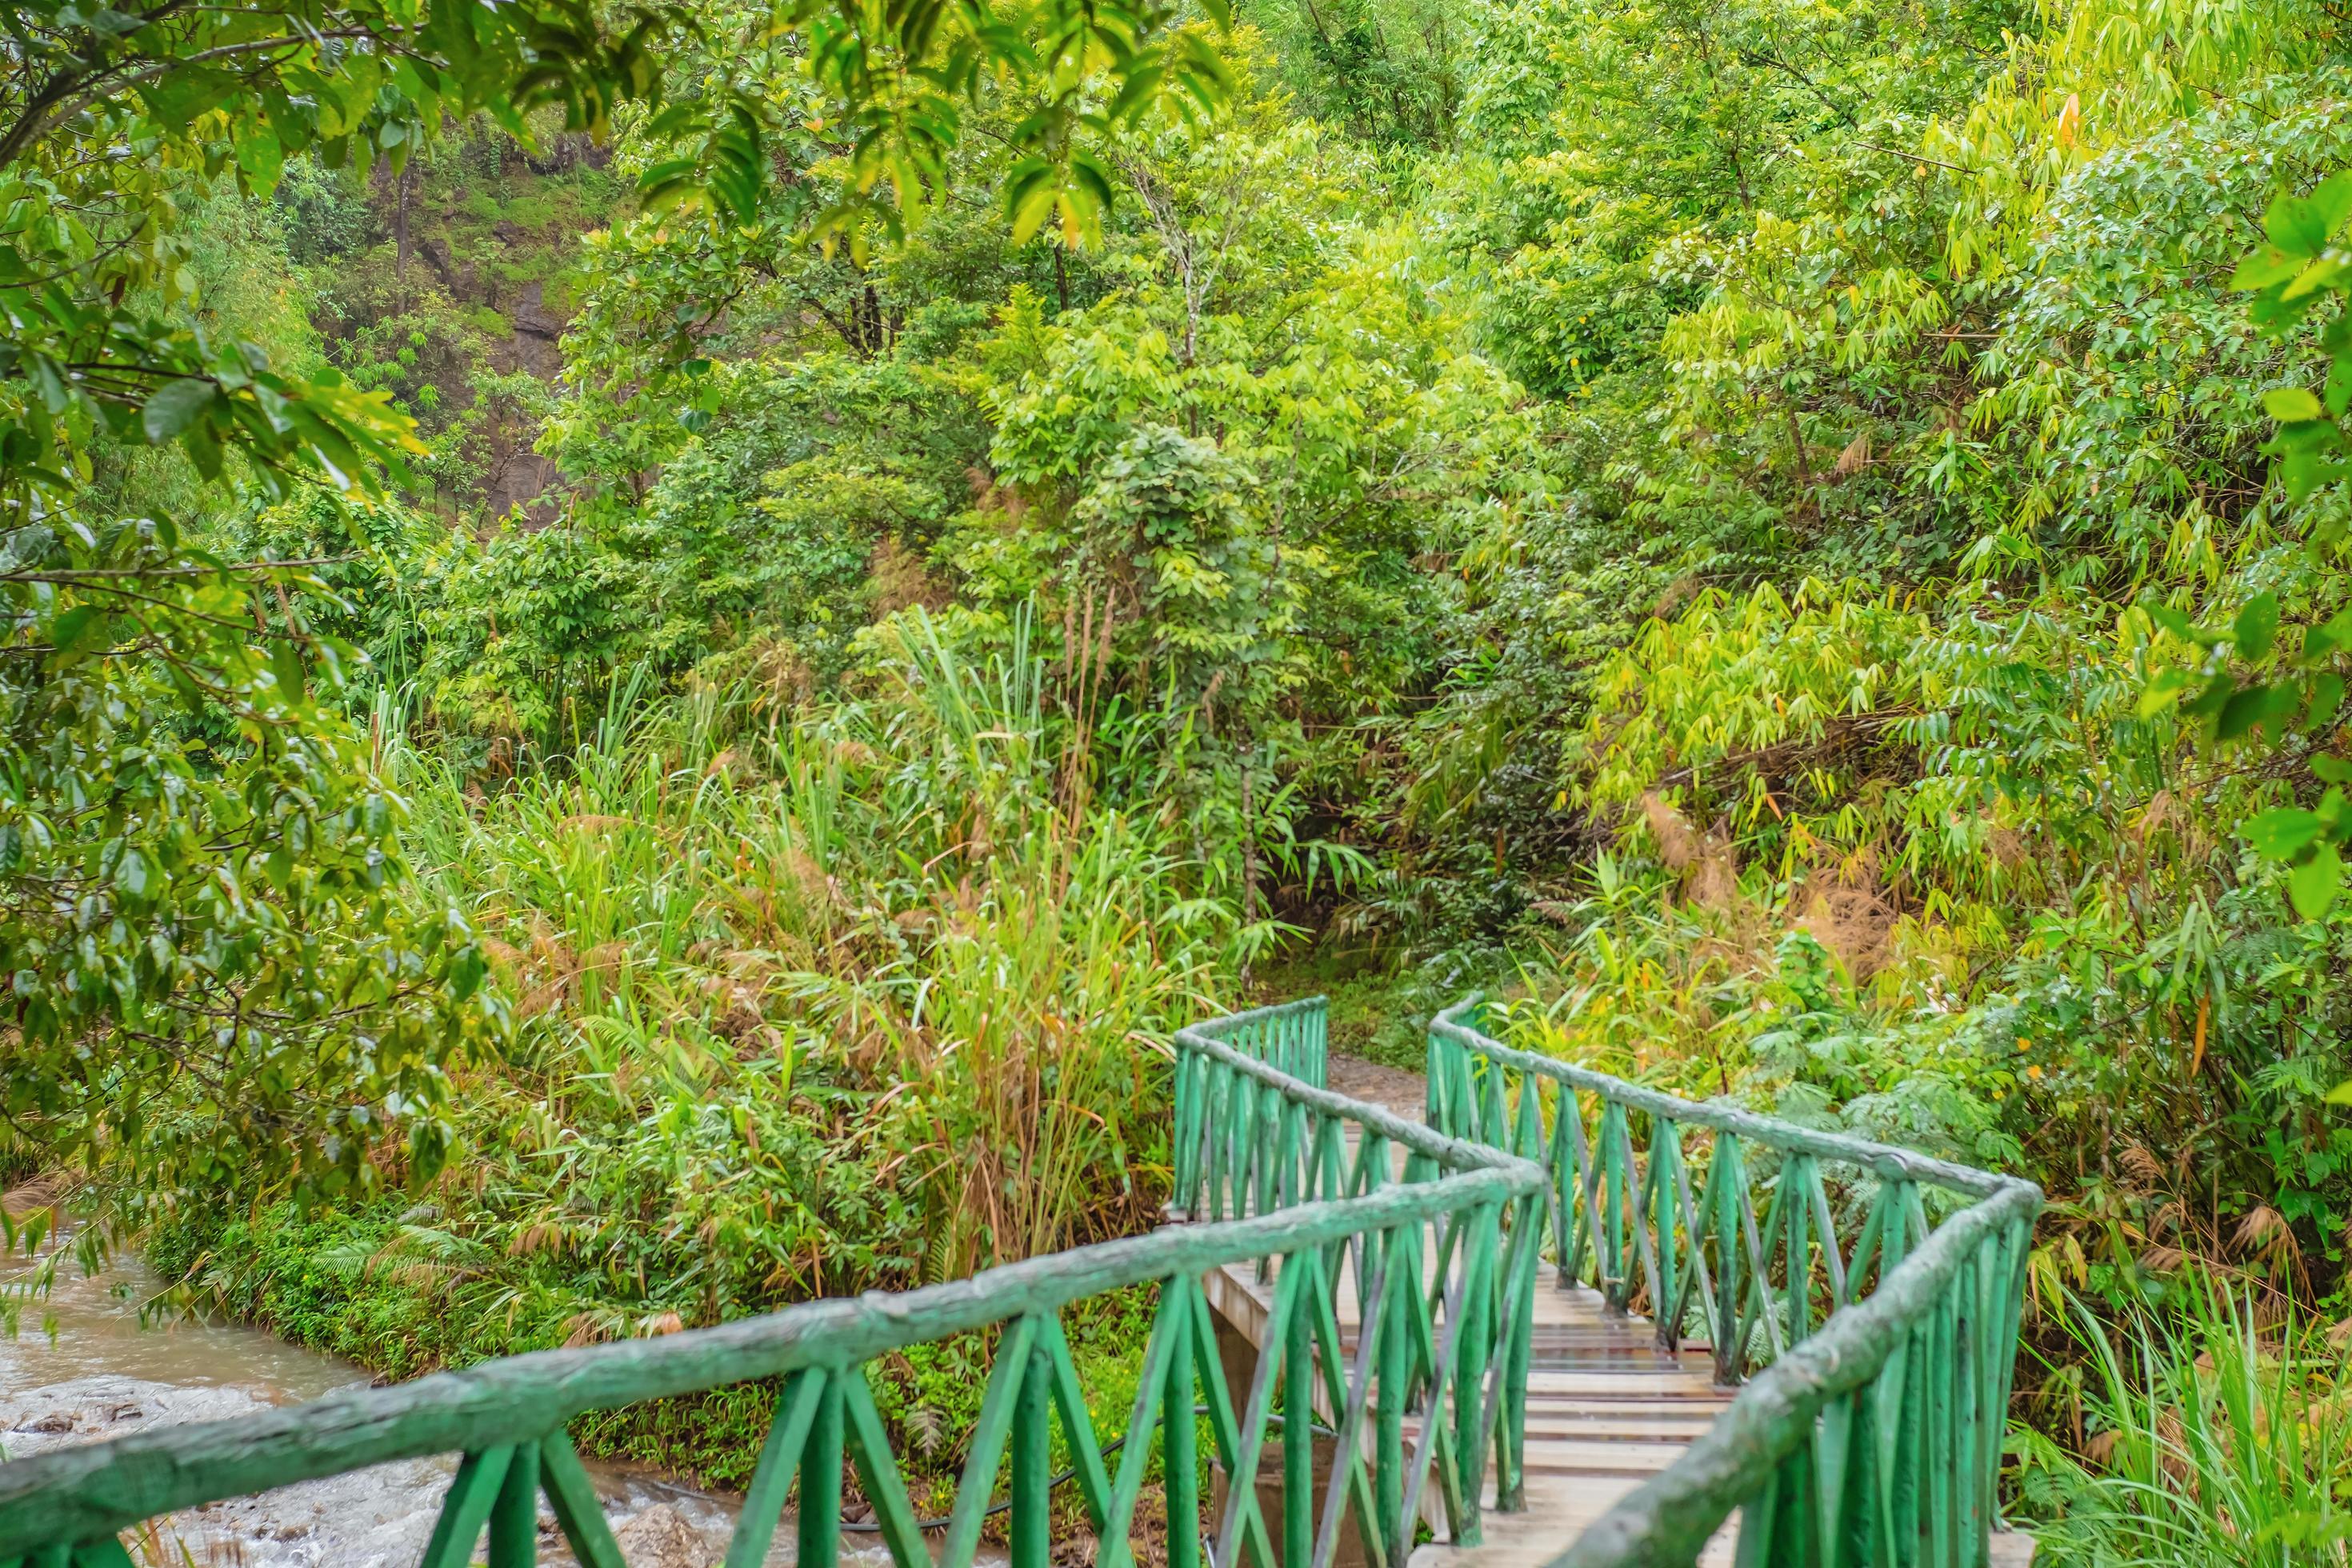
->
[0,997,1547,1568]
[0,1174,1527,1544]
[1428,1008,2009,1198]
[1183,995,1330,1090]
[1426,998,2041,1568]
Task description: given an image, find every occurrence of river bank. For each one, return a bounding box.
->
[0,1235,846,1566]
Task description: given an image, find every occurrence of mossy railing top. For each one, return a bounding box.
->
[0,998,1544,1568]
[1423,1000,2042,1568]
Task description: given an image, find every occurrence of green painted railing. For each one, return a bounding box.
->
[1170,999,1546,1550]
[1425,1001,2042,1568]
[0,996,2034,1568]
[0,998,1546,1568]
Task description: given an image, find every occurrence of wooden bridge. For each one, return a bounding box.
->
[1207,1255,1738,1567]
[1202,1082,1739,1568]
[0,998,2040,1568]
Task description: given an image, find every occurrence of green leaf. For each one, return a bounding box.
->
[2305,170,2352,242]
[2266,173,2352,257]
[2284,255,2350,302]
[2327,1078,2352,1106]
[184,417,225,480]
[2236,243,2302,291]
[2236,593,2281,659]
[2312,672,2346,730]
[2266,387,2326,422]
[2283,450,2352,502]
[113,846,156,902]
[2246,806,2324,859]
[270,638,306,700]
[236,128,286,190]
[450,945,487,1001]
[2217,682,2274,738]
[142,379,216,444]
[2138,666,2194,716]
[2314,753,2352,784]
[1004,157,1059,245]
[50,605,101,655]
[2185,671,2235,719]
[2292,841,2343,920]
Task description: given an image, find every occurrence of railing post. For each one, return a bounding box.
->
[1449,1201,1496,1547]
[1013,1326,1053,1568]
[1376,1223,1408,1568]
[1174,1046,1198,1214]
[489,1438,541,1567]
[1166,1282,1201,1568]
[1648,1122,1682,1352]
[1712,1133,1747,1383]
[1598,1102,1630,1315]
[1284,1252,1315,1568]
[796,1369,844,1568]
[1498,1192,1538,1513]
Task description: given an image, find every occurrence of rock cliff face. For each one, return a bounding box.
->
[408,229,570,524]
[329,138,620,529]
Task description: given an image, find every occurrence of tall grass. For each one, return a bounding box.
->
[2021,1285,2352,1566]
[337,610,1240,1338]
[136,614,1248,1487]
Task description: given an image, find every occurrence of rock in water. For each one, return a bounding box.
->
[613,1502,727,1568]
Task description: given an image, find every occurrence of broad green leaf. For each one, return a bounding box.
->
[2292,841,2343,920]
[270,639,307,701]
[2313,673,2346,729]
[2217,682,2274,738]
[2138,666,2194,716]
[113,846,155,902]
[2235,593,2280,659]
[236,129,286,190]
[2283,254,2350,302]
[2266,174,2352,258]
[2245,807,2324,859]
[48,605,115,662]
[143,378,217,444]
[2266,387,2325,422]
[2236,243,2302,291]
[2310,172,2352,241]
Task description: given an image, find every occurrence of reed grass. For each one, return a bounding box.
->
[2023,1284,2352,1566]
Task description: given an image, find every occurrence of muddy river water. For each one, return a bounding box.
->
[0,1239,861,1566]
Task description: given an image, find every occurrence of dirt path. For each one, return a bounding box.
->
[1324,1054,1426,1119]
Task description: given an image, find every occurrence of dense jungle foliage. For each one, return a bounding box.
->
[16,0,2352,1549]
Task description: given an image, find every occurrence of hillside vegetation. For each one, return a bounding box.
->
[10,0,2352,1549]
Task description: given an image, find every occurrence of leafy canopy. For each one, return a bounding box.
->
[0,0,1229,1206]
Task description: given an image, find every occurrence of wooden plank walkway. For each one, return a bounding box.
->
[1201,1058,1738,1568]
[1206,1256,1738,1568]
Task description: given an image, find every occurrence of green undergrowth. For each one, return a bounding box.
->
[134,626,1240,1498]
[1250,950,1513,1075]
